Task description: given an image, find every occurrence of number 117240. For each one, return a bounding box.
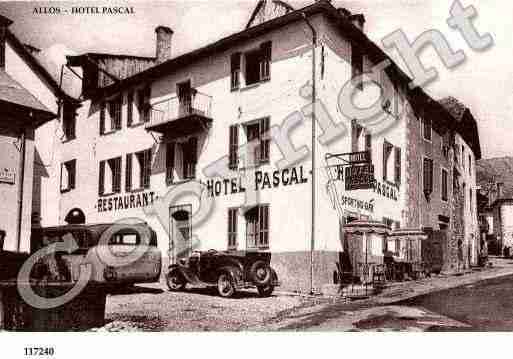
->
[24,347,55,356]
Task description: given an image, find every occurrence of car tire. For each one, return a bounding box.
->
[217,273,236,298]
[166,270,186,291]
[257,285,274,297]
[249,260,272,286]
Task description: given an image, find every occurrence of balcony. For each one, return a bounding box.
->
[146,90,213,137]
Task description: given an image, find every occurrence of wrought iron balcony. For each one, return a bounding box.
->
[146,90,213,137]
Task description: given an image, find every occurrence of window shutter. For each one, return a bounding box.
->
[60,163,64,192]
[100,101,106,135]
[429,159,433,194]
[229,125,239,170]
[166,142,175,185]
[113,157,121,193]
[394,147,401,185]
[115,98,122,130]
[143,87,151,122]
[383,142,388,181]
[143,149,152,188]
[365,133,372,156]
[258,205,269,248]
[351,119,358,152]
[70,160,76,189]
[260,41,271,81]
[230,52,241,90]
[127,91,134,126]
[99,160,105,195]
[260,117,270,163]
[126,153,132,192]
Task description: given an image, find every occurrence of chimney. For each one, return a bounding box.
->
[155,26,173,63]
[348,14,365,33]
[337,8,365,33]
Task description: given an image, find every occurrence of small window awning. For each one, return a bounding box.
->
[389,228,428,241]
[343,220,391,235]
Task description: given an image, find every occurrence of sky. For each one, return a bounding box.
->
[0,0,511,159]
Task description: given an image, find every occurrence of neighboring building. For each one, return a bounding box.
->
[0,14,78,253]
[36,0,480,291]
[477,157,513,255]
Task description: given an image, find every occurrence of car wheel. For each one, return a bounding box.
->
[249,260,272,286]
[257,285,274,297]
[217,273,236,298]
[166,270,186,291]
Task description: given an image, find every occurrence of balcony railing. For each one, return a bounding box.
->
[147,90,212,133]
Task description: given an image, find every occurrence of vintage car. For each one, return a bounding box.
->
[166,250,279,297]
[30,222,162,287]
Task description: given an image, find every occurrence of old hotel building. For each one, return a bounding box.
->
[33,0,481,291]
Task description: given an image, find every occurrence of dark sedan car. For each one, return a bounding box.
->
[166,250,279,297]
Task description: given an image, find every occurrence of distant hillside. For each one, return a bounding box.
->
[477,157,513,199]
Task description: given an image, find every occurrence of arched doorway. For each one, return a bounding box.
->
[64,208,86,225]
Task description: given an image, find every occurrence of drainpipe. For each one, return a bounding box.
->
[302,13,317,295]
[16,128,27,252]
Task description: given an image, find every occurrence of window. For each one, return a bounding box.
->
[229,125,239,170]
[127,90,134,126]
[468,155,472,175]
[181,137,197,180]
[461,145,465,168]
[228,208,238,249]
[394,147,401,185]
[109,232,140,245]
[241,41,272,87]
[423,157,434,198]
[351,119,370,153]
[126,148,152,191]
[244,118,269,166]
[245,204,269,249]
[108,96,122,131]
[167,137,198,183]
[137,86,151,123]
[99,156,121,196]
[470,187,473,214]
[382,140,395,182]
[422,116,432,141]
[60,159,76,193]
[231,52,241,90]
[62,102,76,141]
[166,142,175,186]
[441,168,448,202]
[351,45,363,90]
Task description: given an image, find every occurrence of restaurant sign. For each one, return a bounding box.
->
[345,164,375,191]
[0,168,15,184]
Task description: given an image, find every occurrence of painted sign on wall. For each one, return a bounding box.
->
[97,191,156,212]
[0,168,15,184]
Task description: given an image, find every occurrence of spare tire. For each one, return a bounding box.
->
[249,260,272,286]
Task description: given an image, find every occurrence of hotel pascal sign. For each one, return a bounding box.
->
[205,165,308,197]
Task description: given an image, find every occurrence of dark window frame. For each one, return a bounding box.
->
[60,159,76,193]
[441,168,448,202]
[228,207,238,250]
[245,204,269,250]
[62,102,76,141]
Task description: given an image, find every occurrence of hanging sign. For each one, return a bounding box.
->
[0,168,15,184]
[345,164,375,190]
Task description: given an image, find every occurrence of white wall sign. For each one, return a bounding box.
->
[0,168,15,184]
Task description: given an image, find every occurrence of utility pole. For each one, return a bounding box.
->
[302,13,317,296]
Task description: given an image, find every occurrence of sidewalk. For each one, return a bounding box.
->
[260,257,513,331]
[374,256,513,305]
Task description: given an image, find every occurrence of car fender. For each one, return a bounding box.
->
[217,266,244,288]
[167,265,196,284]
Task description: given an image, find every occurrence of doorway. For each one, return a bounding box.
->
[169,204,192,264]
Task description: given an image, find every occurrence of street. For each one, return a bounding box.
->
[92,258,513,332]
